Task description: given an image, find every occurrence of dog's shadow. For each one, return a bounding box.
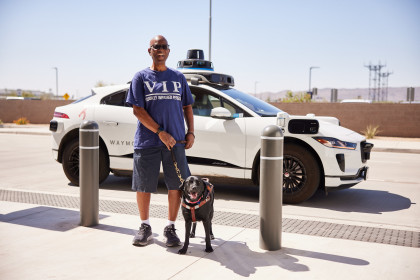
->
[153,234,369,277]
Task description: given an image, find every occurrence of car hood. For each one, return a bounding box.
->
[316,120,365,142]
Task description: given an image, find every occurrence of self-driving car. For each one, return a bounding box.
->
[49,50,373,203]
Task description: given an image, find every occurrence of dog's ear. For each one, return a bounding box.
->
[202,178,209,185]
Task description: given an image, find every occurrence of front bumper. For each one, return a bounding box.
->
[325,166,369,192]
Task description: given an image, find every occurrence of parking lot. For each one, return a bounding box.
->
[1,132,420,279]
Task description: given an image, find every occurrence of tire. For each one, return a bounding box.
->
[283,143,320,204]
[62,138,110,186]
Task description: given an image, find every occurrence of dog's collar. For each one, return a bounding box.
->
[185,195,204,205]
[181,182,213,210]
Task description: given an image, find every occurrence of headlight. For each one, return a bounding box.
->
[313,137,357,150]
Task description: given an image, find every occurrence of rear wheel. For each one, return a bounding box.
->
[62,138,110,185]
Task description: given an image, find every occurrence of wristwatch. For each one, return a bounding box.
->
[186,131,195,138]
[156,127,163,135]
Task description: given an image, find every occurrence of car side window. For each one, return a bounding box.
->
[191,88,219,117]
[222,98,244,117]
[100,90,129,107]
[190,87,245,117]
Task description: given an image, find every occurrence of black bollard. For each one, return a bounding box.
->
[259,125,284,250]
[79,121,99,227]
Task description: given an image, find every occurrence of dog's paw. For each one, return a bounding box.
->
[178,248,188,255]
[205,246,214,253]
[189,232,195,238]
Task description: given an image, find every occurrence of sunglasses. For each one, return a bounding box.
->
[150,44,170,50]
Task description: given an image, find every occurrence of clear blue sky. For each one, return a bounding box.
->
[0,0,419,98]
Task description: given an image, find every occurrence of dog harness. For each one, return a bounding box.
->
[181,182,213,223]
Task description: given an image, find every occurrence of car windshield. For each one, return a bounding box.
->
[221,88,282,117]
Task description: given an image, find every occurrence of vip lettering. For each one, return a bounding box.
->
[144,81,181,92]
[110,140,134,146]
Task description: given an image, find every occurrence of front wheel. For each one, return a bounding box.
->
[61,138,110,185]
[282,143,320,204]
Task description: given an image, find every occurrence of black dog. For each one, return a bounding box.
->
[178,176,214,254]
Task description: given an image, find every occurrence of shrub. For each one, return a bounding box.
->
[13,117,30,125]
[362,125,381,139]
[282,91,312,103]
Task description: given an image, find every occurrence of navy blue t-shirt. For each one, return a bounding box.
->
[126,67,194,149]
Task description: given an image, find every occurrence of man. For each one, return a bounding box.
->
[126,35,195,247]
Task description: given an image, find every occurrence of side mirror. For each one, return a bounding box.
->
[210,107,234,120]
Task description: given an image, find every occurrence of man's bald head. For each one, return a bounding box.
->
[149,35,168,47]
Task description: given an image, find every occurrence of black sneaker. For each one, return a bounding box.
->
[164,224,181,247]
[132,223,152,246]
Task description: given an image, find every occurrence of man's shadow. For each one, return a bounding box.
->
[154,235,369,277]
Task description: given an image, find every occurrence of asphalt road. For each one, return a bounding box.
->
[1,133,419,232]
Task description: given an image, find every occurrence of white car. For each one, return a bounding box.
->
[49,50,373,203]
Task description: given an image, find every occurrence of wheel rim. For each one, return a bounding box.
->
[283,155,307,194]
[68,146,79,179]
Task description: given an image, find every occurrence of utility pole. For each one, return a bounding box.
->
[254,81,259,97]
[309,66,319,94]
[209,0,212,61]
[53,67,58,97]
[380,71,393,101]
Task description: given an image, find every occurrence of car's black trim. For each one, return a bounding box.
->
[110,154,134,159]
[186,156,251,170]
[361,141,374,163]
[336,154,345,172]
[325,166,368,181]
[49,120,58,132]
[109,154,251,170]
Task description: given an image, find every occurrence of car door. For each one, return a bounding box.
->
[94,89,137,170]
[187,86,248,178]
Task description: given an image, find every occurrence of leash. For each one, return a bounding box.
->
[170,144,213,223]
[170,142,185,185]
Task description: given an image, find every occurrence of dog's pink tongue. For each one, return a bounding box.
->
[190,193,198,200]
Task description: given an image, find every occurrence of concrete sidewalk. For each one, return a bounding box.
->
[1,200,419,280]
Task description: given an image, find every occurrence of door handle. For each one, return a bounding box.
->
[103,121,118,126]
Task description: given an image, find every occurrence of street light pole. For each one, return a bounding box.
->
[309,66,319,93]
[254,81,259,97]
[209,0,212,61]
[53,67,58,97]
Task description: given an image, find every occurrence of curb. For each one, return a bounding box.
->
[0,130,51,136]
[372,147,420,154]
